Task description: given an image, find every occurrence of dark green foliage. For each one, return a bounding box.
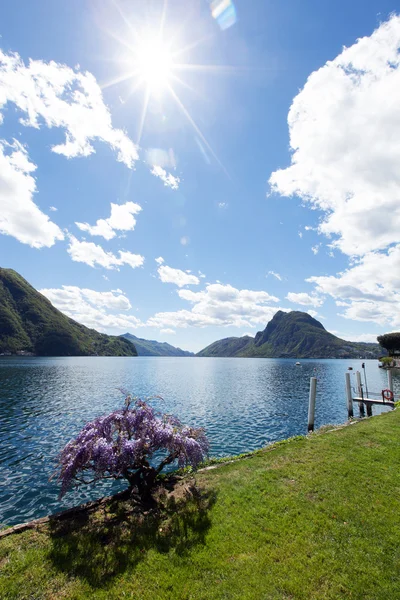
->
[0,268,137,357]
[380,356,394,366]
[122,333,194,357]
[377,332,400,356]
[198,310,383,359]
[196,335,253,357]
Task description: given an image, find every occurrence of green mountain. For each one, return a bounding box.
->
[122,333,194,357]
[0,268,137,357]
[197,311,383,359]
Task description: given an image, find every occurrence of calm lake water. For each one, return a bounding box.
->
[0,356,395,526]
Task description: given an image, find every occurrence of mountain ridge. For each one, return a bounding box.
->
[197,311,383,359]
[122,333,194,357]
[0,268,138,357]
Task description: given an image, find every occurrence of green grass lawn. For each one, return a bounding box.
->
[1,411,400,599]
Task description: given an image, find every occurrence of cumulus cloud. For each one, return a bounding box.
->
[286,292,323,307]
[0,140,64,247]
[151,165,180,190]
[76,202,142,240]
[40,285,143,332]
[155,256,164,265]
[0,49,138,167]
[330,331,379,343]
[147,283,281,329]
[307,245,400,327]
[157,264,200,287]
[67,235,144,270]
[269,15,400,257]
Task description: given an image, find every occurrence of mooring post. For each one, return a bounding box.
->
[388,368,393,394]
[308,377,317,433]
[356,371,365,417]
[345,372,354,419]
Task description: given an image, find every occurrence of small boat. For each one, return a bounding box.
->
[295,362,301,366]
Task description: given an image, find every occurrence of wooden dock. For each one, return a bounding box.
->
[353,397,394,407]
[353,396,394,417]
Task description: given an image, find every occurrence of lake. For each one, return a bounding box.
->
[0,356,394,526]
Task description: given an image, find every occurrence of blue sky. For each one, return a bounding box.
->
[1,0,399,352]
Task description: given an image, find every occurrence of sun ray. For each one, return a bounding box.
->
[136,86,151,146]
[159,0,168,38]
[110,0,139,41]
[100,69,140,90]
[170,73,201,97]
[167,84,229,177]
[174,63,264,75]
[100,23,137,55]
[172,34,215,60]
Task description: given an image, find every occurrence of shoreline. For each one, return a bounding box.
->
[0,416,366,539]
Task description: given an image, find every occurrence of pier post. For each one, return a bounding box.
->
[388,369,393,394]
[356,371,365,417]
[345,372,354,419]
[308,377,317,433]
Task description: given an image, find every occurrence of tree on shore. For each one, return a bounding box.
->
[377,333,400,356]
[55,395,209,502]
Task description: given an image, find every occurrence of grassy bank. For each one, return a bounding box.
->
[1,411,400,599]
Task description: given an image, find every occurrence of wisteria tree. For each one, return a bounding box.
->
[56,395,209,502]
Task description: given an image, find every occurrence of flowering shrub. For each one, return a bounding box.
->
[56,395,209,501]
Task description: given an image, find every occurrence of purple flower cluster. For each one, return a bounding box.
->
[56,397,209,498]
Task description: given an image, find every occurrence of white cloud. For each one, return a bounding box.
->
[151,165,180,190]
[160,328,176,335]
[307,245,400,328]
[76,202,142,240]
[218,202,228,208]
[0,140,64,248]
[298,231,303,239]
[307,310,318,318]
[147,283,281,329]
[286,292,323,307]
[269,15,400,257]
[311,244,320,255]
[330,331,379,343]
[49,206,57,212]
[40,285,143,332]
[0,49,138,167]
[180,236,189,246]
[267,271,282,281]
[157,264,200,287]
[67,235,144,270]
[155,256,164,265]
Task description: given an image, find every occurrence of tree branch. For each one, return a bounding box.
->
[155,452,180,475]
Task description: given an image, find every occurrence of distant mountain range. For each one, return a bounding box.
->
[0,268,137,357]
[122,333,194,357]
[197,311,383,359]
[0,268,383,360]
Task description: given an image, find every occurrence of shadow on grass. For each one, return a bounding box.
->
[48,482,217,588]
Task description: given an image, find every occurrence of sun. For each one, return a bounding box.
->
[134,35,175,93]
[100,3,231,171]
